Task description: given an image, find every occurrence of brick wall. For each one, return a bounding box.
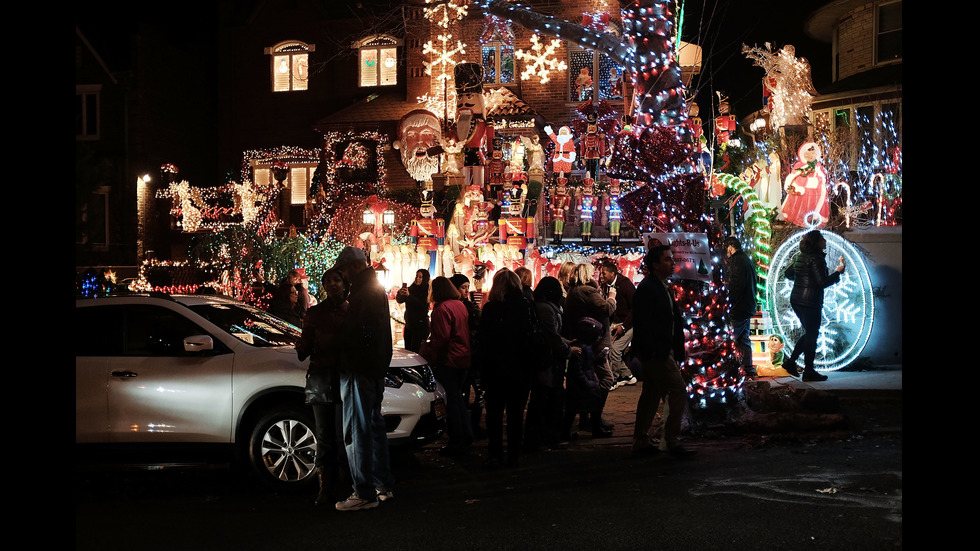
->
[835,3,875,81]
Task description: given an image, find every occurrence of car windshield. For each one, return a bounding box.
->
[188,302,300,347]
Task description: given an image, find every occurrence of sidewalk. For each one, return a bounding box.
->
[568,368,903,447]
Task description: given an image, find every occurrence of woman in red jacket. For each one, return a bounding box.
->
[421,276,473,456]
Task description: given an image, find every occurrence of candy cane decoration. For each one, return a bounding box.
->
[833,181,851,229]
[869,173,886,227]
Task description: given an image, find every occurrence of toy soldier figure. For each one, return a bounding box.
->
[603,178,623,246]
[580,112,606,178]
[453,63,492,190]
[549,173,571,245]
[577,172,597,246]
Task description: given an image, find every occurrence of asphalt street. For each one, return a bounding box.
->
[76,376,902,550]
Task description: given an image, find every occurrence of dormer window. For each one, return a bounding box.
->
[480,20,515,85]
[356,35,400,87]
[266,40,314,92]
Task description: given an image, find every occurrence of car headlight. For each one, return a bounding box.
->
[393,364,438,392]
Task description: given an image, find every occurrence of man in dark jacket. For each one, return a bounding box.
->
[334,247,395,511]
[599,258,637,388]
[631,246,694,457]
[724,237,758,378]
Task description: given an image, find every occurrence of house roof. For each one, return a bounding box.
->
[485,87,537,120]
[313,91,419,135]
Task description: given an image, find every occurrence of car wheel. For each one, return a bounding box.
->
[248,406,318,490]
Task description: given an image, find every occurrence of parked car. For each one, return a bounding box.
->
[76,293,445,489]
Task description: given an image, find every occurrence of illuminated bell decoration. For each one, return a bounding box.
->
[383,208,395,225]
[766,229,874,371]
[363,208,376,225]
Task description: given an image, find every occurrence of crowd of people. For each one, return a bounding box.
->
[277,233,844,511]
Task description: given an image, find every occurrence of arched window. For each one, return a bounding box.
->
[356,35,400,87]
[480,23,515,85]
[266,40,314,92]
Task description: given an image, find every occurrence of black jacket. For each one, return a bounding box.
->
[785,252,841,308]
[631,276,685,362]
[725,250,757,320]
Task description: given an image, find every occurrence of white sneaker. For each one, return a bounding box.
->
[335,493,379,511]
[377,489,394,502]
[622,375,638,386]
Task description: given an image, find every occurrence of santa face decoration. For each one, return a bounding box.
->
[395,109,442,182]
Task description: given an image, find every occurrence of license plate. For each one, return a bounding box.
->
[433,399,446,420]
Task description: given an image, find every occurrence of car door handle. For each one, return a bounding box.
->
[111,370,138,378]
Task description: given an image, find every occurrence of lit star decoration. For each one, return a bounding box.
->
[515,34,567,84]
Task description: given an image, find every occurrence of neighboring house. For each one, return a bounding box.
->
[76,26,130,267]
[805,0,902,172]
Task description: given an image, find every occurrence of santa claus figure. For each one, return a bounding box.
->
[779,141,830,227]
[453,63,492,190]
[580,112,606,179]
[544,125,576,175]
[577,172,597,245]
[392,109,443,183]
[549,173,571,245]
[574,67,593,101]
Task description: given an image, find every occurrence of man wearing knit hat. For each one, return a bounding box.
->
[333,247,395,511]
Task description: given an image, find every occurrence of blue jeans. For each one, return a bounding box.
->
[731,318,756,376]
[339,372,395,499]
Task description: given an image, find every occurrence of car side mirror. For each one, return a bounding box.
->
[184,335,214,353]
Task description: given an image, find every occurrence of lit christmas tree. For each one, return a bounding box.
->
[482,0,743,414]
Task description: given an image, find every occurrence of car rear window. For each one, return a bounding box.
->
[189,303,300,347]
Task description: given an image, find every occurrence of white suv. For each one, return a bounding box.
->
[76,293,445,489]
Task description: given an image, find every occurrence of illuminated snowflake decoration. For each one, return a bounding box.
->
[515,34,568,84]
[423,34,467,83]
[424,0,468,29]
[766,229,875,371]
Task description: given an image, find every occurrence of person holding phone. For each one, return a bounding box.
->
[783,230,845,382]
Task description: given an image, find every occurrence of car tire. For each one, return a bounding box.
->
[248,405,318,490]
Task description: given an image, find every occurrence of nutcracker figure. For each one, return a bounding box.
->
[603,178,623,245]
[576,172,596,245]
[419,179,436,219]
[410,217,445,275]
[544,125,576,175]
[715,91,736,146]
[549,172,571,245]
[580,112,606,178]
[453,63,492,190]
[487,133,506,194]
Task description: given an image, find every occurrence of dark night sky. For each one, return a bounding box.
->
[679,0,832,118]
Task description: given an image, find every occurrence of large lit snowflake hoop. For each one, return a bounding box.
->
[515,34,567,84]
[766,229,875,371]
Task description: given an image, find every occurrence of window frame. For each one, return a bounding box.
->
[76,85,101,140]
[874,0,902,66]
[265,40,314,92]
[355,35,401,88]
[481,34,515,86]
[250,161,318,206]
[566,43,625,104]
